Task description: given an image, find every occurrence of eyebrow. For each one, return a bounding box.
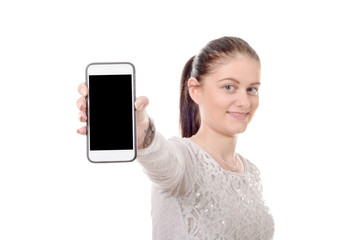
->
[218,78,261,86]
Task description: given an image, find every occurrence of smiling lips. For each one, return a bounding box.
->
[227,111,249,120]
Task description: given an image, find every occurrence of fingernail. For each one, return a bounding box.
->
[136,102,144,110]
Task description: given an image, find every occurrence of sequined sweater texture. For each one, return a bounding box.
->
[137,131,274,240]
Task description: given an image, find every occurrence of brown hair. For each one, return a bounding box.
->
[179,36,260,138]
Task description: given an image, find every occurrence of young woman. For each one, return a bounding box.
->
[77,37,274,239]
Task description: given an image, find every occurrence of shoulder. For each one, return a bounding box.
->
[168,136,192,148]
[168,136,185,143]
[239,155,261,177]
[168,137,195,155]
[239,156,264,191]
[168,137,203,156]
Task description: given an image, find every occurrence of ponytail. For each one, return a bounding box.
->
[179,37,260,138]
[179,56,200,138]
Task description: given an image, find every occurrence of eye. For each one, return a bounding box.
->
[224,85,235,92]
[247,87,258,95]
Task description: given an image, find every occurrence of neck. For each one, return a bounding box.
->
[193,127,238,163]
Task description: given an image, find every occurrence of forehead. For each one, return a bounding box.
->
[204,54,261,84]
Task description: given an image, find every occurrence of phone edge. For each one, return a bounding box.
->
[85,62,137,164]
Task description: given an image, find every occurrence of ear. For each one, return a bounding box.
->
[188,77,201,104]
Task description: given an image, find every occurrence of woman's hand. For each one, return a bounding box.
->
[134,96,153,149]
[76,82,88,135]
[76,82,152,149]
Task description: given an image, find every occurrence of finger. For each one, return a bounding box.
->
[77,126,87,135]
[78,111,87,122]
[135,96,150,125]
[76,97,86,111]
[135,96,149,111]
[78,82,88,97]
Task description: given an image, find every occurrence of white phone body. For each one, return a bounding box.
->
[86,62,136,163]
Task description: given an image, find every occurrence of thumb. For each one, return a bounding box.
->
[135,96,149,111]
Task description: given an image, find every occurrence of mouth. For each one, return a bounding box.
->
[227,111,249,120]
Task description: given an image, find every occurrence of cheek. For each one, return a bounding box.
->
[203,90,226,110]
[200,96,227,123]
[250,97,259,114]
[211,96,230,116]
[253,98,259,108]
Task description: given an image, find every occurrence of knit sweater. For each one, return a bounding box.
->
[137,130,274,240]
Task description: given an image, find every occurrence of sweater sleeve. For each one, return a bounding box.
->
[136,129,194,197]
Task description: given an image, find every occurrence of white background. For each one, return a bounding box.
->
[1,0,359,239]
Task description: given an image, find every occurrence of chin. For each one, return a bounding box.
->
[237,128,247,134]
[227,125,248,136]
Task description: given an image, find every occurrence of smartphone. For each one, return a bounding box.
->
[86,62,136,163]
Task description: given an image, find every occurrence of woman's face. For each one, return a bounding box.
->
[195,54,261,137]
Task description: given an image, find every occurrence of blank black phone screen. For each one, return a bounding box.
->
[89,74,134,150]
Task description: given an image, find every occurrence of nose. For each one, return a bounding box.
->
[236,89,251,108]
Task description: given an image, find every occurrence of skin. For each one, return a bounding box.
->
[76,53,260,173]
[188,54,260,173]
